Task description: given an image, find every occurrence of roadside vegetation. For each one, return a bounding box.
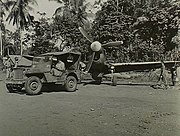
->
[0,0,180,63]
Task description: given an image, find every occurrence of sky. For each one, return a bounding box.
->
[6,0,60,30]
[6,0,97,30]
[33,0,60,19]
[34,0,98,18]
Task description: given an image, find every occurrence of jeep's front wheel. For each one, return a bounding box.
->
[64,76,77,92]
[25,76,42,95]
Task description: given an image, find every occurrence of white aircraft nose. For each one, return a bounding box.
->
[90,41,102,52]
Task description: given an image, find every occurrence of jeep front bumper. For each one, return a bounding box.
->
[5,79,25,85]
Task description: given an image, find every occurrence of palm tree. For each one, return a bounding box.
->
[70,0,90,26]
[50,0,90,26]
[0,0,15,56]
[171,0,180,7]
[6,0,37,55]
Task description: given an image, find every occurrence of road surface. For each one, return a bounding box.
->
[0,71,180,136]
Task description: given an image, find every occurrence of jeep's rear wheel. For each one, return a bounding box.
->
[25,76,42,95]
[64,76,77,92]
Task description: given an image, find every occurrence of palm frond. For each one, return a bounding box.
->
[0,0,15,12]
[6,0,36,29]
[49,0,63,4]
[27,0,38,5]
[54,6,64,15]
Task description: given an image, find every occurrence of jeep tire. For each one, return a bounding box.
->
[25,76,42,95]
[64,76,77,92]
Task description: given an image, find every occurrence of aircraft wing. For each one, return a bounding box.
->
[110,61,180,72]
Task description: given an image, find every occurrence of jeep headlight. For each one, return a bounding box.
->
[32,65,36,68]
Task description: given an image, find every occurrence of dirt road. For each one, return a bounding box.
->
[0,72,180,136]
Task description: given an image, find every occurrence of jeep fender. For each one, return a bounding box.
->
[67,72,80,82]
[25,73,47,83]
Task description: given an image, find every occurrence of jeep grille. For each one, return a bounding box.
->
[13,68,23,79]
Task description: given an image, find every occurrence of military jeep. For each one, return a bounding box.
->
[5,50,81,95]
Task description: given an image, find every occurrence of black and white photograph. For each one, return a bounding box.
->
[0,0,180,135]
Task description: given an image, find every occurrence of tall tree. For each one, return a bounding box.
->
[50,0,90,26]
[48,0,92,54]
[6,0,37,55]
[91,0,180,62]
[0,0,15,56]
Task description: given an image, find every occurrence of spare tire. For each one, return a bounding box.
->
[0,56,4,70]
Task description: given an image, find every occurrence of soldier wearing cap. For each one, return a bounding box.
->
[4,56,13,78]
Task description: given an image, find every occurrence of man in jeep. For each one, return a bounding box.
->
[52,59,65,76]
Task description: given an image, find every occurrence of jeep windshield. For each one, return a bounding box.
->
[33,56,52,65]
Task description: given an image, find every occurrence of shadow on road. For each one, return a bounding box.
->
[6,84,75,96]
[42,84,73,93]
[81,80,153,87]
[81,80,175,91]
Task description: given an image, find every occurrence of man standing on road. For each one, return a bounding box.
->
[4,56,13,79]
[158,59,168,89]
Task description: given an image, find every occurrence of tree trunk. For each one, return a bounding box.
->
[0,26,2,56]
[0,3,3,69]
[0,4,3,56]
[20,31,23,55]
[19,27,23,56]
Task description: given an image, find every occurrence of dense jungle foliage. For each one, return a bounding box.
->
[1,0,180,63]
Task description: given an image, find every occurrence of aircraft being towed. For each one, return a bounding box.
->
[79,27,180,83]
